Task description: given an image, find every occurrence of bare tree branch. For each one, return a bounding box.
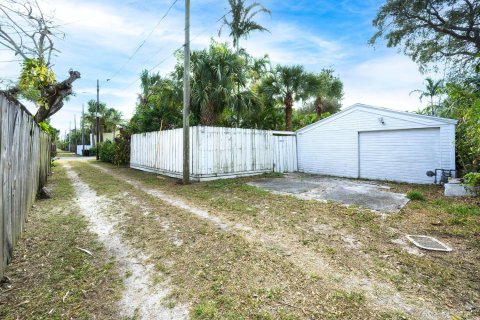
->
[0,0,63,66]
[0,0,80,123]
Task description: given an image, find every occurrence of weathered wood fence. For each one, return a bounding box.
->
[131,126,297,181]
[0,93,51,278]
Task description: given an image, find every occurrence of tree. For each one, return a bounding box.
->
[416,60,480,173]
[370,0,480,75]
[0,0,80,123]
[219,0,271,53]
[130,70,182,133]
[137,70,162,106]
[410,77,444,116]
[188,42,247,125]
[306,69,343,119]
[82,99,107,144]
[263,65,309,131]
[104,108,124,137]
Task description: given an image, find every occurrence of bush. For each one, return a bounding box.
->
[463,172,480,187]
[406,190,425,201]
[463,172,480,196]
[98,141,115,163]
[89,146,97,156]
[113,128,131,165]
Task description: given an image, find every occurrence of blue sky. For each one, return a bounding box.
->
[0,0,435,135]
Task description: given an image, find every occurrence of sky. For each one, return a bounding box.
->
[0,0,436,136]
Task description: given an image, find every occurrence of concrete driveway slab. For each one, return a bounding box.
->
[249,173,409,213]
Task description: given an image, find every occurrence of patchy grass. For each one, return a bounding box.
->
[91,161,480,319]
[0,164,122,319]
[70,161,397,319]
[406,190,425,201]
[56,150,78,158]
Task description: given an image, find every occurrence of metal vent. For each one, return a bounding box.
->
[406,235,452,252]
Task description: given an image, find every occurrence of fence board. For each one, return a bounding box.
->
[273,134,298,173]
[0,93,50,277]
[131,126,297,180]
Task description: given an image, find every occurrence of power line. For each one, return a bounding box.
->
[123,10,232,90]
[108,0,180,81]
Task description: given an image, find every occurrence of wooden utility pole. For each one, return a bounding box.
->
[96,79,100,160]
[69,121,72,152]
[81,104,85,155]
[74,114,77,153]
[182,0,191,184]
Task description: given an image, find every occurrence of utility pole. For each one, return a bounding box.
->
[96,79,100,160]
[74,114,77,154]
[68,122,70,151]
[81,104,85,155]
[182,0,191,184]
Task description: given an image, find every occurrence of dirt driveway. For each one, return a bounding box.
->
[248,173,410,213]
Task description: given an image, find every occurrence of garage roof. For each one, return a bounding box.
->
[296,103,457,134]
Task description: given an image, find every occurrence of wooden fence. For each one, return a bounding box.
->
[131,126,297,181]
[0,93,51,278]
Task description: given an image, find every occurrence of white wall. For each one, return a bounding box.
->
[297,106,456,183]
[76,145,91,156]
[130,126,296,181]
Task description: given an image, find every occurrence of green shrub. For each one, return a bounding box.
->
[406,190,425,201]
[463,172,480,187]
[464,172,480,196]
[113,128,131,165]
[98,141,115,163]
[89,146,97,156]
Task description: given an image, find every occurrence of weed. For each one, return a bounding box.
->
[406,190,425,201]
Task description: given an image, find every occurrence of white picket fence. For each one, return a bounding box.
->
[130,126,297,180]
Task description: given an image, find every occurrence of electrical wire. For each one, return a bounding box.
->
[108,0,180,81]
[122,10,232,90]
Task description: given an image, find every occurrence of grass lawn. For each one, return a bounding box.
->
[2,160,478,319]
[88,161,480,319]
[56,150,79,158]
[0,164,122,319]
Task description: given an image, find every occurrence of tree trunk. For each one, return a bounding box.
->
[314,96,323,120]
[34,70,81,123]
[201,101,216,126]
[284,92,293,131]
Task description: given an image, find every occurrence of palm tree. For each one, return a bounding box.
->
[220,0,271,54]
[263,65,309,131]
[138,70,162,107]
[84,99,107,145]
[190,42,246,125]
[104,108,124,137]
[307,69,343,119]
[220,1,270,126]
[410,77,444,116]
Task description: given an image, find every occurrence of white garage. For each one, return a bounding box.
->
[296,103,457,184]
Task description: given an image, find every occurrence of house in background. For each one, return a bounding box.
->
[130,103,457,184]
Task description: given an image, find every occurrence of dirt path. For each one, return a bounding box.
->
[90,163,450,320]
[63,163,188,320]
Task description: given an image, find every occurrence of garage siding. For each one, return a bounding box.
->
[297,105,456,184]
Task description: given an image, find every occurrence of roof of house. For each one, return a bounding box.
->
[296,103,458,134]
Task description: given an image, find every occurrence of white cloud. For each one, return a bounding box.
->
[339,53,428,111]
[243,21,346,67]
[3,0,433,136]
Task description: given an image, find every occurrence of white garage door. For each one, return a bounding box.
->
[359,128,440,184]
